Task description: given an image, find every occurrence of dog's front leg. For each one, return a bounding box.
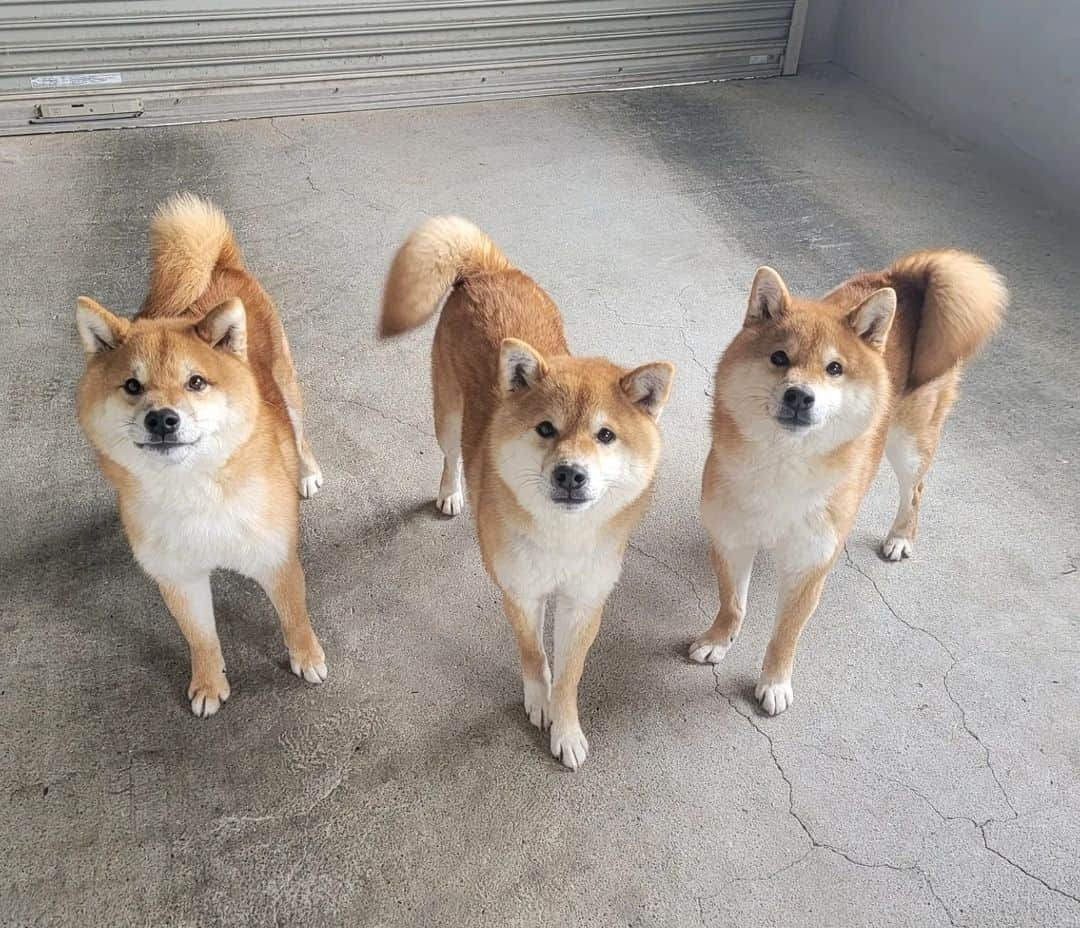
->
[158,575,230,718]
[257,552,327,684]
[501,593,551,730]
[756,561,832,716]
[689,541,757,664]
[549,594,604,771]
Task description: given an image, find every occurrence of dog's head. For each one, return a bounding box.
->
[490,339,674,523]
[718,267,896,452]
[75,296,259,475]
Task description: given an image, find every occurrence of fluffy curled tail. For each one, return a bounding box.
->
[379,216,510,337]
[888,249,1007,387]
[144,193,243,316]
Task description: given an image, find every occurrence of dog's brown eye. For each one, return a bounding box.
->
[597,428,616,444]
[123,378,142,396]
[187,375,207,391]
[770,351,790,367]
[536,421,556,438]
[826,361,843,376]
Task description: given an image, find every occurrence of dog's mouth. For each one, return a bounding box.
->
[775,410,816,430]
[135,438,199,454]
[550,493,594,509]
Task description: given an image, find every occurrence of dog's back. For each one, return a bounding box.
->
[823,249,1007,398]
[380,216,574,463]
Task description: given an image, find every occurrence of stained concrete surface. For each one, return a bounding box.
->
[2,65,1078,927]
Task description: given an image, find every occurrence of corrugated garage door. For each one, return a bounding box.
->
[0,1,805,134]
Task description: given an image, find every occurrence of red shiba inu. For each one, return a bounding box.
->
[691,251,1006,715]
[75,194,327,717]
[380,217,675,769]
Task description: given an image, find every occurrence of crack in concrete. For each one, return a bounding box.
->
[679,325,714,394]
[841,544,1080,910]
[714,678,909,867]
[269,117,323,196]
[646,529,1023,927]
[842,544,1017,821]
[979,831,1080,906]
[712,677,963,926]
[586,287,677,331]
[344,397,434,439]
[268,117,297,144]
[585,284,714,396]
[675,284,714,396]
[815,745,971,825]
[805,743,1080,910]
[922,872,964,928]
[627,540,711,622]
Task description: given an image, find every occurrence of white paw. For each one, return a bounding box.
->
[755,677,794,716]
[289,655,328,684]
[523,677,551,730]
[436,490,464,516]
[689,637,731,664]
[299,471,323,499]
[188,675,230,718]
[881,535,912,561]
[550,721,589,771]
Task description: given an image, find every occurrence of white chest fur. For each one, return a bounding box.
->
[492,517,624,608]
[126,472,289,583]
[702,448,842,571]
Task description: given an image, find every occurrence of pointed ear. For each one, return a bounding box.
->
[196,298,247,358]
[847,288,896,350]
[621,361,675,420]
[745,266,790,324]
[75,297,129,354]
[499,338,547,394]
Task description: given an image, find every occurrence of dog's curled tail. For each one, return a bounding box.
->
[144,193,244,316]
[379,216,511,337]
[889,249,1007,387]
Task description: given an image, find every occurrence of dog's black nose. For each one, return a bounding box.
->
[144,407,181,437]
[553,463,589,490]
[782,386,815,410]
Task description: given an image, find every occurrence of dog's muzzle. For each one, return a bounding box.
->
[135,406,199,452]
[777,385,816,428]
[550,462,592,507]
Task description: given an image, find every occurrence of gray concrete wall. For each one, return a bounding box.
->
[801,0,842,63]
[819,0,1080,209]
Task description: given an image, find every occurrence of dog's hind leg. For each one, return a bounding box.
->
[432,345,465,516]
[883,376,956,561]
[882,429,924,561]
[158,575,230,718]
[271,332,323,499]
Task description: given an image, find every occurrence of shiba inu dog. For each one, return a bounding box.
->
[691,250,1006,715]
[380,217,675,769]
[75,194,327,717]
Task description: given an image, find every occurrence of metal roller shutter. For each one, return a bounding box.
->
[0,1,805,134]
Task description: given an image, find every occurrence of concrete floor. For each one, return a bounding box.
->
[2,65,1078,927]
